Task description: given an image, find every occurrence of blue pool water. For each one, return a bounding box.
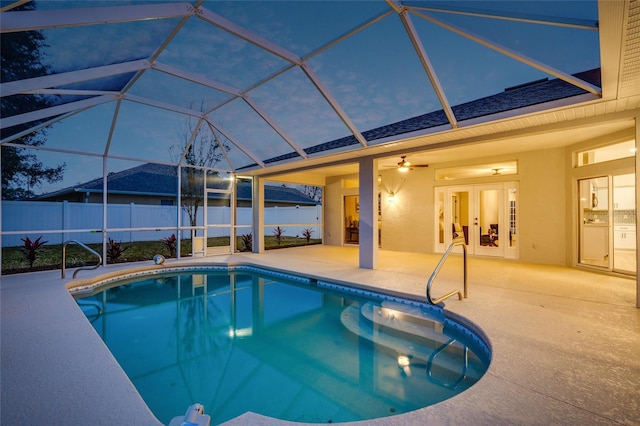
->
[74,266,490,425]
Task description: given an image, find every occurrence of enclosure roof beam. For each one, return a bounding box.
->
[390,1,458,128]
[198,7,301,65]
[411,9,602,96]
[0,60,149,98]
[1,95,115,129]
[300,63,368,147]
[153,61,242,97]
[204,117,265,168]
[0,2,193,33]
[404,2,598,30]
[206,121,236,172]
[243,95,308,160]
[123,94,205,117]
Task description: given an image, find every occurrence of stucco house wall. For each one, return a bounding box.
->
[518,147,567,265]
[322,145,570,266]
[379,167,434,254]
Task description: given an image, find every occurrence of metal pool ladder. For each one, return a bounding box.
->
[61,239,102,279]
[426,241,468,305]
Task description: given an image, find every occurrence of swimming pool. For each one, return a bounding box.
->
[73,265,490,425]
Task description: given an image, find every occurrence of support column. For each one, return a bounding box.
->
[102,156,108,266]
[359,157,379,269]
[252,177,265,253]
[635,116,639,308]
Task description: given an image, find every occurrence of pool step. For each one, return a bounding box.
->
[340,302,484,384]
[361,301,446,339]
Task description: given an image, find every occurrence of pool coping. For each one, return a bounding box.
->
[2,249,639,425]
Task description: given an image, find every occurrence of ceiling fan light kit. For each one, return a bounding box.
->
[396,155,428,172]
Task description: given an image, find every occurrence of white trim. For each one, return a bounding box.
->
[243,95,308,159]
[0,2,193,33]
[395,6,458,128]
[300,63,368,147]
[0,60,149,98]
[153,61,242,96]
[1,96,115,129]
[197,7,301,65]
[411,10,602,96]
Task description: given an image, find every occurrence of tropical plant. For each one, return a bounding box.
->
[106,238,129,263]
[273,226,284,245]
[162,233,177,257]
[240,233,253,252]
[19,236,48,269]
[302,228,313,243]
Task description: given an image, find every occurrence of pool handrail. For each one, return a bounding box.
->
[62,239,102,279]
[426,241,467,305]
[427,338,469,389]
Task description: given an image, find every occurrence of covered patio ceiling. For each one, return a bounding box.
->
[1,1,638,193]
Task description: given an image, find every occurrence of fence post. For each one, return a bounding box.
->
[62,200,68,244]
[130,203,134,243]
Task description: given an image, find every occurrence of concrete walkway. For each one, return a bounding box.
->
[2,246,639,425]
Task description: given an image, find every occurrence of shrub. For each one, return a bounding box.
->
[273,226,284,245]
[302,228,313,243]
[107,238,129,263]
[162,234,177,257]
[241,233,253,252]
[20,236,48,270]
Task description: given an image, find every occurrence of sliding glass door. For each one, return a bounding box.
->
[578,174,636,275]
[578,177,610,268]
[612,174,636,274]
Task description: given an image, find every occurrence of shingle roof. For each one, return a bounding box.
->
[244,68,601,168]
[39,163,319,205]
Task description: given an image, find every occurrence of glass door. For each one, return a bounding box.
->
[447,185,505,256]
[578,177,610,268]
[344,195,359,245]
[474,185,505,257]
[436,183,517,258]
[450,187,471,251]
[612,173,636,274]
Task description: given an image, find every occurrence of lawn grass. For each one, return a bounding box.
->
[2,236,322,275]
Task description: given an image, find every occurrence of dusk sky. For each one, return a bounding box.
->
[2,0,600,194]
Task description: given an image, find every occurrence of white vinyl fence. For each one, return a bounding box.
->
[1,201,322,247]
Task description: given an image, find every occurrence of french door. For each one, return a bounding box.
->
[436,183,518,258]
[578,174,636,275]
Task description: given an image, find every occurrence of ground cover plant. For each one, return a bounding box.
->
[272,226,284,245]
[2,235,321,274]
[19,236,48,270]
[106,238,129,263]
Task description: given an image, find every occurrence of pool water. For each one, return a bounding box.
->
[75,268,490,425]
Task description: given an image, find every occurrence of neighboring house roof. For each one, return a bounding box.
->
[244,68,601,167]
[37,163,319,205]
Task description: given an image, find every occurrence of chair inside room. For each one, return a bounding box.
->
[452,222,468,245]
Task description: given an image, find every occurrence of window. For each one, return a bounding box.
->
[576,140,636,166]
[435,161,517,181]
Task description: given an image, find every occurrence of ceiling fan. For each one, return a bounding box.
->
[394,155,429,173]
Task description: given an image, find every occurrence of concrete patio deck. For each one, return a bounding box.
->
[1,245,639,425]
